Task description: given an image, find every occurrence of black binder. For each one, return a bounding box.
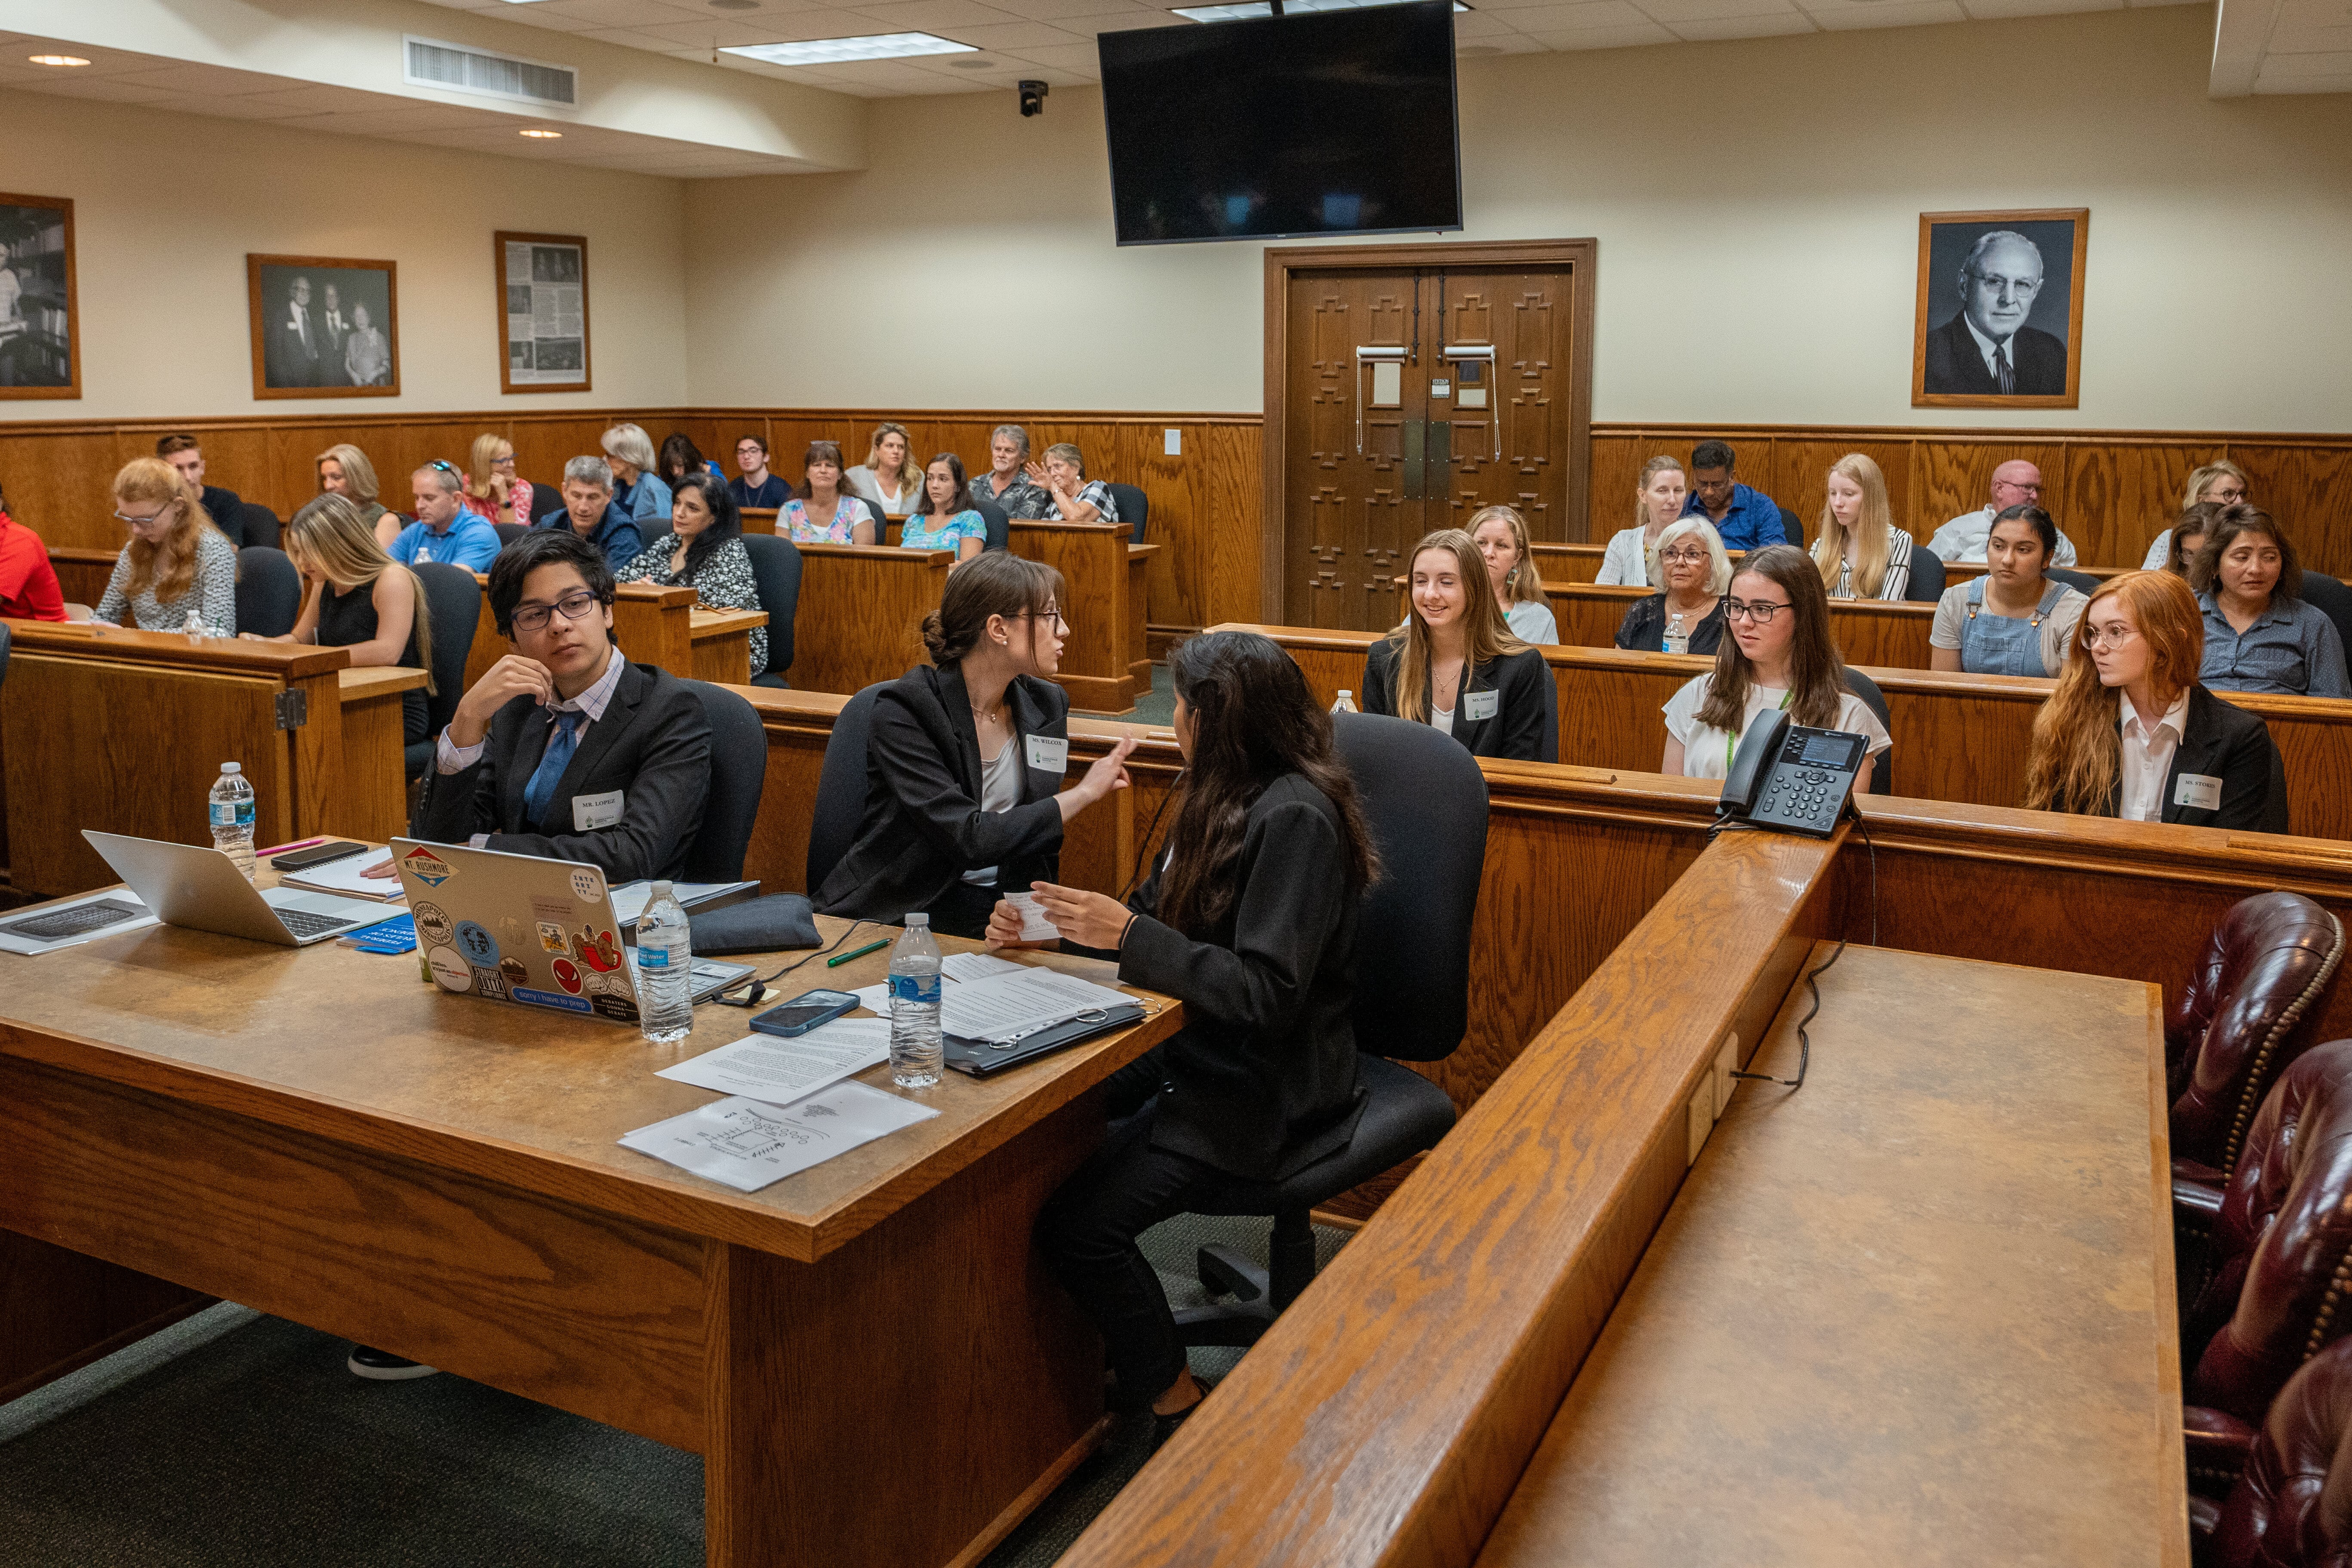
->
[942,1004,1146,1078]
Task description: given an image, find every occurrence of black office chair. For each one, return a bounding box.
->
[2048,567,2101,595]
[404,563,481,782]
[493,521,531,548]
[1779,505,1804,548]
[681,681,767,881]
[1104,482,1148,543]
[234,546,301,637]
[1903,548,1944,603]
[740,532,802,688]
[1176,712,1486,1346]
[807,683,890,891]
[526,481,568,525]
[0,621,12,688]
[973,498,1009,552]
[1842,667,1894,796]
[237,502,282,551]
[2297,574,2352,663]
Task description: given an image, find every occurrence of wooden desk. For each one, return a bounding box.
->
[1476,946,2183,1567]
[0,893,1183,1568]
[1007,521,1141,713]
[689,606,766,685]
[739,507,778,536]
[335,664,428,841]
[46,544,116,607]
[790,542,951,696]
[1546,582,1939,668]
[461,579,702,690]
[1127,543,1158,687]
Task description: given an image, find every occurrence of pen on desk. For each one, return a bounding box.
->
[256,835,327,858]
[828,937,890,967]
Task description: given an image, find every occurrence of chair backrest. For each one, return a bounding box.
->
[237,502,281,551]
[1331,711,1488,1062]
[1104,482,1148,542]
[1840,667,1893,795]
[0,620,11,688]
[2298,574,2352,665]
[2171,892,2346,1176]
[1902,547,1944,602]
[807,683,889,891]
[2190,1040,2352,1422]
[1779,505,1804,548]
[234,546,301,637]
[409,563,481,740]
[2047,567,2100,595]
[681,680,767,881]
[973,497,1009,552]
[525,481,568,524]
[493,521,530,548]
[739,532,803,680]
[2210,1334,2352,1568]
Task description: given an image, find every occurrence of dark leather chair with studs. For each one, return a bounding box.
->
[2200,1332,2352,1562]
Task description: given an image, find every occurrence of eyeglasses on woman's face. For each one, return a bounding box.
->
[1660,547,1709,566]
[2084,622,2138,652]
[1011,607,1068,634]
[1720,595,1789,623]
[511,588,601,634]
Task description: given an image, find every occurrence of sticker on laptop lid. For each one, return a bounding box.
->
[569,867,604,903]
[427,946,474,993]
[513,986,591,1015]
[401,847,456,888]
[536,920,568,955]
[413,902,453,948]
[454,921,500,967]
[499,956,530,989]
[552,957,583,995]
[572,924,623,973]
[471,965,507,1001]
[591,993,640,1023]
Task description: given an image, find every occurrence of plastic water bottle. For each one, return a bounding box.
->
[1330,689,1358,715]
[635,881,695,1044]
[1665,612,1689,655]
[887,914,943,1087]
[183,609,206,643]
[208,763,257,882]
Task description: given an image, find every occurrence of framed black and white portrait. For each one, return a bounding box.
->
[496,231,590,394]
[0,193,79,399]
[1912,209,2088,410]
[246,254,399,399]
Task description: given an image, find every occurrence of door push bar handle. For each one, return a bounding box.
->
[1442,344,1501,460]
[1355,345,1407,457]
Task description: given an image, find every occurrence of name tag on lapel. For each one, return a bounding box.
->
[573,789,624,831]
[2174,773,2223,812]
[1463,689,1499,723]
[1025,734,1070,773]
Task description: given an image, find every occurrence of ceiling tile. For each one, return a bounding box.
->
[1522,20,1681,43]
[10,77,184,104]
[1056,10,1178,29]
[985,38,1108,64]
[686,11,900,41]
[1453,33,1552,49]
[104,61,290,95]
[2256,44,2352,70]
[1665,11,1817,33]
[1490,0,1651,22]
[853,0,1034,27]
[1956,0,2119,16]
[1634,0,1804,23]
[574,26,697,49]
[599,15,834,45]
[525,0,711,25]
[2266,21,2352,48]
[1808,1,1966,26]
[931,19,1090,44]
[976,0,1159,19]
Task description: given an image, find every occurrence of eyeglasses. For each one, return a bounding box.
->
[2084,623,2138,651]
[491,454,516,468]
[1720,597,1790,623]
[1995,481,2044,495]
[1013,608,1069,633]
[511,589,603,634]
[1660,548,1709,565]
[114,502,176,527]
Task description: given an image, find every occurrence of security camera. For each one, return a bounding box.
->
[1019,80,1048,117]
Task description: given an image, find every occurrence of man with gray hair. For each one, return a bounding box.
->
[539,455,645,573]
[969,422,1050,518]
[1922,231,2068,397]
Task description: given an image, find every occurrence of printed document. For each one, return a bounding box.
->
[619,1083,938,1192]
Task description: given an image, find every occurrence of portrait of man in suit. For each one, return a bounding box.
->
[249,256,398,397]
[316,282,350,386]
[268,274,320,388]
[1914,210,2087,408]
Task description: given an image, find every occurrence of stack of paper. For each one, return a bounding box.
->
[940,967,1135,1043]
[619,1086,936,1194]
[655,1017,892,1104]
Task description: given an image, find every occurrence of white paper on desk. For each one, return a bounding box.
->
[942,967,1134,1044]
[619,1083,938,1192]
[656,1017,891,1106]
[848,980,891,1015]
[942,951,1024,984]
[280,849,404,901]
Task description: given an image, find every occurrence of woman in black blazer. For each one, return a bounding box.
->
[1614,516,1731,656]
[1361,528,1555,761]
[1001,630,1379,1444]
[812,551,1136,936]
[2024,569,2286,832]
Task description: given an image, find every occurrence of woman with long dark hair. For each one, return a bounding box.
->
[619,471,766,679]
[814,550,1136,937]
[1005,629,1379,1445]
[1361,528,1555,761]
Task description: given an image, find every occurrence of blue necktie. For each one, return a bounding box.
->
[523,709,585,826]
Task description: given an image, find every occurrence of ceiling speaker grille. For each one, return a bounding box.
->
[404,36,576,107]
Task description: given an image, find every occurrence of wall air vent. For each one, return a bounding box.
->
[403,36,576,107]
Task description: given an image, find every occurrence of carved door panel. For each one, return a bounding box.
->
[1431,269,1570,539]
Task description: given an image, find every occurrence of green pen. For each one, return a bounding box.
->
[828,937,890,968]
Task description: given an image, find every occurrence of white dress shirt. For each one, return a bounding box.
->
[2117,688,2189,823]
[1964,314,2011,379]
[1924,505,2081,566]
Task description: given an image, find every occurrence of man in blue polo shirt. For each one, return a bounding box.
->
[390,460,501,570]
[1679,439,1786,552]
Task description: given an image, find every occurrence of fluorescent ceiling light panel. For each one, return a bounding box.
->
[722,33,978,65]
[1174,0,1468,14]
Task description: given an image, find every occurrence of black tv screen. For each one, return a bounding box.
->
[1096,1,1462,246]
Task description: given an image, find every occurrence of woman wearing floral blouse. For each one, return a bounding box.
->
[781,439,878,545]
[620,471,766,679]
[900,454,987,566]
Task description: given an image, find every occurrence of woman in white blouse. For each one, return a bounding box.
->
[1660,544,1889,788]
[845,422,920,517]
[1810,453,1915,601]
[1596,456,1688,587]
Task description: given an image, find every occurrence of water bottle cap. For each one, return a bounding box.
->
[650,880,672,900]
[220,762,241,775]
[905,913,929,927]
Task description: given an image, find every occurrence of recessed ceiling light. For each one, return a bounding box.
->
[722,32,977,65]
[519,128,563,138]
[28,54,92,67]
[1173,0,1466,16]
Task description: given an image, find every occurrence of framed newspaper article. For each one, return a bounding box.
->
[496,231,591,394]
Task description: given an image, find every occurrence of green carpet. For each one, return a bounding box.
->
[0,1213,1348,1568]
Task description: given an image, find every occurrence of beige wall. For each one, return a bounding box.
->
[0,88,690,420]
[684,4,2352,433]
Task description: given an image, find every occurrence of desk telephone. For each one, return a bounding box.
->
[1719,710,1868,838]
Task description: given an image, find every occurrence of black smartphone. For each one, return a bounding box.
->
[272,841,370,872]
[749,989,861,1038]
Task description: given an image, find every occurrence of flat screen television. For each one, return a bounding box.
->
[1096,1,1462,246]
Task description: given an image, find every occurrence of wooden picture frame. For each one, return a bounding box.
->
[246,253,400,399]
[1912,208,2088,409]
[0,192,80,400]
[495,231,591,395]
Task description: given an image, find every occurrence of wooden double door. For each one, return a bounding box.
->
[1272,242,1594,630]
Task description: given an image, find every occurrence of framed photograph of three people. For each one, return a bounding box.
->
[1912,208,2088,410]
[246,253,400,398]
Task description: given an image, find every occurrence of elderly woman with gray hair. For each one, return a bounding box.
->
[600,422,672,534]
[1024,442,1119,524]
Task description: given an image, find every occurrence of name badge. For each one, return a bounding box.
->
[1025,734,1070,773]
[2174,773,2223,812]
[1463,689,1499,723]
[573,789,624,831]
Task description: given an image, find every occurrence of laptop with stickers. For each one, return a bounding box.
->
[387,839,754,1024]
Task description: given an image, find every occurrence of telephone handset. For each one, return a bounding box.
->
[1719,710,1869,837]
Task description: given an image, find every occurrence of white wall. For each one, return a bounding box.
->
[684,4,2352,432]
[0,88,690,420]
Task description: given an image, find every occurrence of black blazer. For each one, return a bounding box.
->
[813,662,1071,924]
[1361,637,1555,762]
[413,658,712,881]
[1921,312,2068,397]
[201,486,243,543]
[2101,685,2286,833]
[1118,773,1365,1183]
[1615,594,1727,656]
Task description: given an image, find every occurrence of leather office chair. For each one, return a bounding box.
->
[2297,574,2352,665]
[2202,1334,2352,1565]
[805,683,889,891]
[681,681,766,881]
[2183,1040,2352,1492]
[2049,567,2101,595]
[1841,667,1894,796]
[526,481,568,525]
[0,621,12,687]
[237,502,281,551]
[973,498,1009,552]
[1176,712,1484,1346]
[234,546,301,637]
[739,532,802,688]
[1104,482,1148,543]
[404,563,481,782]
[1779,505,1804,547]
[1903,548,1945,602]
[493,522,531,548]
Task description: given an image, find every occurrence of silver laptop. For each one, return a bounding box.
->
[386,838,753,1025]
[83,830,392,947]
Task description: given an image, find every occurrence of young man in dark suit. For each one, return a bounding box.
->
[1921,230,2069,397]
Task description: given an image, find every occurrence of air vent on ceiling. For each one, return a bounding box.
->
[403,36,576,107]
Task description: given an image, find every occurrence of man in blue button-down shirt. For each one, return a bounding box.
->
[389,461,501,571]
[1679,439,1787,553]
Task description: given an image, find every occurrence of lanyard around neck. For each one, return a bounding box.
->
[1726,688,1794,776]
